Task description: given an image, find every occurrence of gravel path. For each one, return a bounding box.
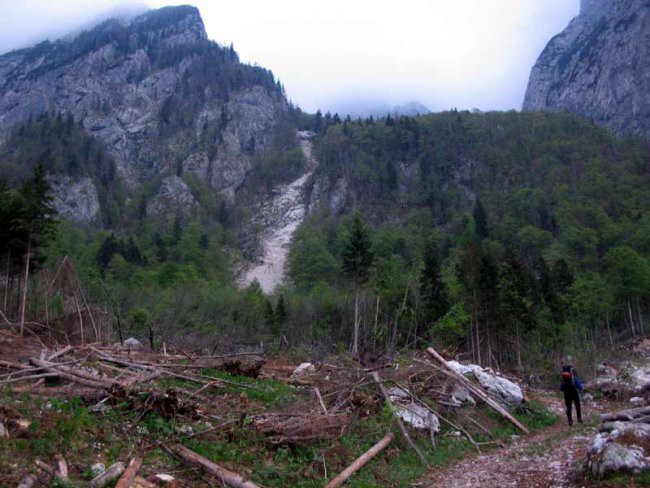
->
[422,393,614,488]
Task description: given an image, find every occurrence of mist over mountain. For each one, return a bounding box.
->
[324,99,431,119]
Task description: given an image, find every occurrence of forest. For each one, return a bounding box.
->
[1,109,649,378]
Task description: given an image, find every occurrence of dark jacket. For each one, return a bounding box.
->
[560,365,583,392]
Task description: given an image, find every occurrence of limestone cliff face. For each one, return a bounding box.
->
[0,6,286,222]
[523,0,649,139]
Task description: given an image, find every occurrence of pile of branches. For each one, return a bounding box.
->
[252,412,350,445]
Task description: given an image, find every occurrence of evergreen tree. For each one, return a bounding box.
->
[13,164,57,335]
[473,199,488,239]
[419,241,449,331]
[341,213,374,355]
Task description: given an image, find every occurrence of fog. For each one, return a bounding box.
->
[0,0,579,113]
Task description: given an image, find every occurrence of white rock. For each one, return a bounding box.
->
[387,387,440,433]
[629,396,644,404]
[90,463,106,476]
[446,361,523,406]
[291,362,316,377]
[592,443,648,477]
[0,422,7,438]
[583,393,594,401]
[124,337,142,349]
[154,473,176,484]
[452,383,476,406]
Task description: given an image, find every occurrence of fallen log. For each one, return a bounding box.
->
[88,462,125,488]
[324,432,394,488]
[29,357,118,390]
[424,347,530,435]
[17,475,37,488]
[600,406,650,422]
[115,458,142,488]
[174,445,260,488]
[371,371,428,466]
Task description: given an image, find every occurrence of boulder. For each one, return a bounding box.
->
[291,362,316,378]
[586,421,650,477]
[387,387,440,433]
[590,443,648,477]
[446,361,523,406]
[124,337,143,349]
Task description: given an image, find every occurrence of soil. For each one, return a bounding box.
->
[422,392,623,488]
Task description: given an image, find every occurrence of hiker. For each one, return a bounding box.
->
[560,356,583,426]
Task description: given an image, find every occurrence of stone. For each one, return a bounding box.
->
[583,393,594,401]
[90,463,106,477]
[291,362,316,378]
[523,0,649,140]
[0,422,7,438]
[629,396,644,404]
[153,474,177,486]
[446,361,524,406]
[123,337,142,349]
[591,443,648,477]
[146,176,195,220]
[452,383,477,406]
[387,387,440,433]
[48,176,100,225]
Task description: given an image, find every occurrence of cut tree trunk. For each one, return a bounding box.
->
[115,458,142,488]
[174,445,259,488]
[324,432,394,488]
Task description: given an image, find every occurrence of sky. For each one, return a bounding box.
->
[0,0,579,113]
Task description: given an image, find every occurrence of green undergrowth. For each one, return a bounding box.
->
[0,381,564,487]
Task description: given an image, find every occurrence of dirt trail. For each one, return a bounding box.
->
[422,392,615,488]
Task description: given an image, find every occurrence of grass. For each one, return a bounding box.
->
[0,374,579,487]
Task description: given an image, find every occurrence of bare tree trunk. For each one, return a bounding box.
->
[352,285,360,356]
[3,249,10,314]
[637,298,644,335]
[373,295,380,350]
[19,240,31,337]
[628,300,636,336]
[605,312,613,348]
[73,292,84,345]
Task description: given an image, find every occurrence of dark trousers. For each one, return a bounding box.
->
[564,388,581,425]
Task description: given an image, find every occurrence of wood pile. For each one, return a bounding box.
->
[252,412,350,445]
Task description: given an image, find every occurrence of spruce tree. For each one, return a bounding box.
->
[341,213,374,355]
[473,199,488,239]
[419,241,449,331]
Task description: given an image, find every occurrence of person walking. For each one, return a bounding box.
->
[560,356,583,426]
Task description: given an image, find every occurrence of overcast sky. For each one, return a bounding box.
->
[0,0,579,113]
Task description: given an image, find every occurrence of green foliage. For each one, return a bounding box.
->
[341,213,374,287]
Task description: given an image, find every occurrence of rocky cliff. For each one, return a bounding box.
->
[0,5,287,223]
[523,0,649,139]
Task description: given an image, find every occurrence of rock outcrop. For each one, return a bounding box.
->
[48,176,100,225]
[523,0,649,139]
[0,5,286,213]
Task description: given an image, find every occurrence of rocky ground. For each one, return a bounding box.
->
[422,393,618,488]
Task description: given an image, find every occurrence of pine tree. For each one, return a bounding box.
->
[473,199,488,239]
[341,213,374,355]
[13,164,56,335]
[419,241,449,331]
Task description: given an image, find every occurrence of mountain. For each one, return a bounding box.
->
[523,0,649,139]
[0,5,289,225]
[325,98,430,119]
